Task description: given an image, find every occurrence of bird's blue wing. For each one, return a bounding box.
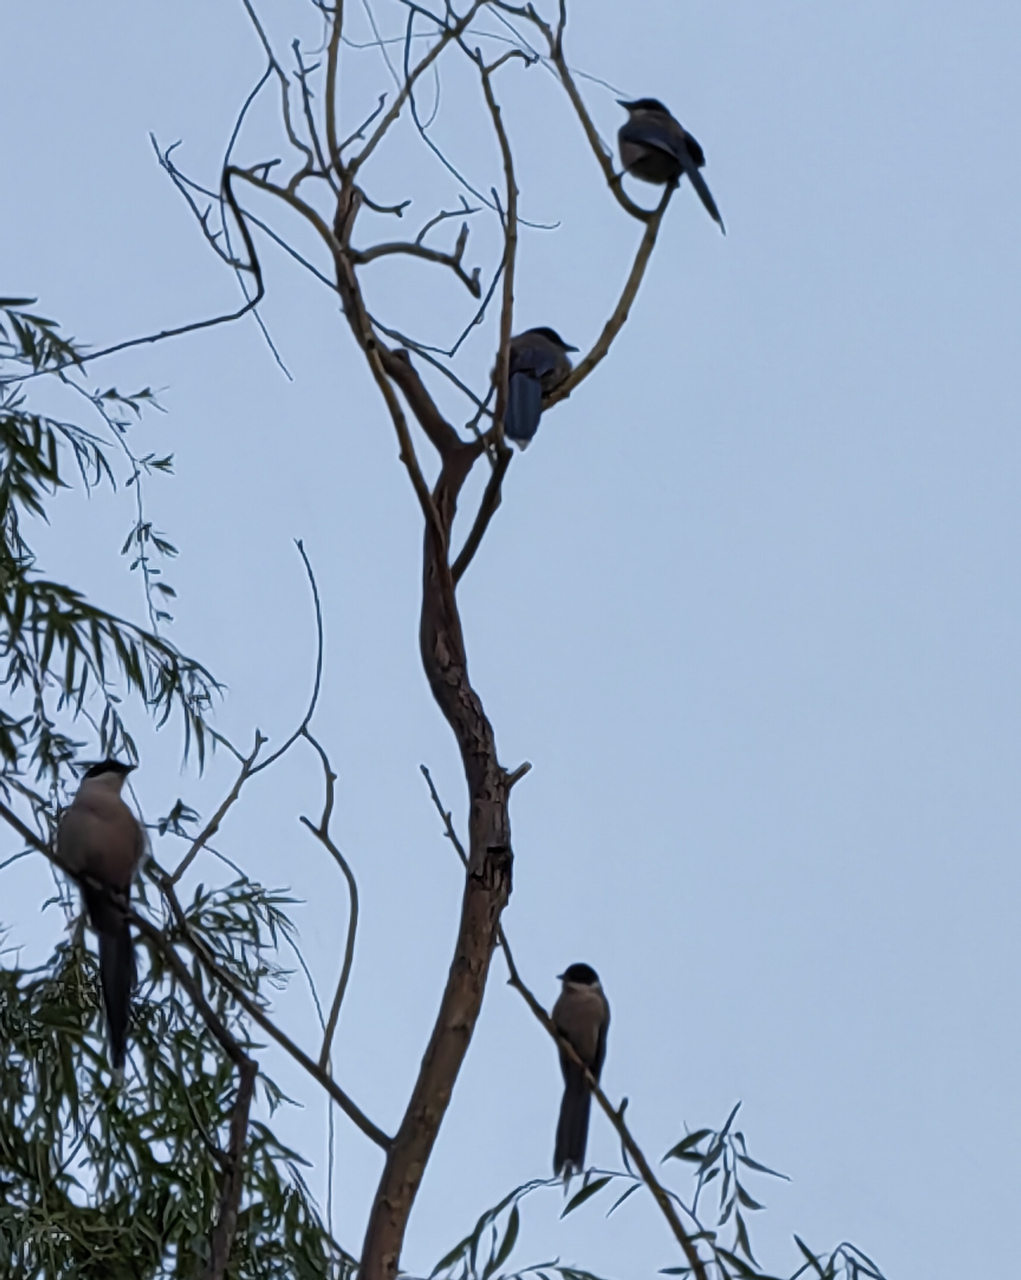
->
[509,343,562,379]
[620,119,724,231]
[619,117,685,164]
[504,371,543,446]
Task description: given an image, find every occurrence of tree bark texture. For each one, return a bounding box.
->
[358,489,513,1279]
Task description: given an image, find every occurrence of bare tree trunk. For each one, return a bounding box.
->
[358,457,514,1280]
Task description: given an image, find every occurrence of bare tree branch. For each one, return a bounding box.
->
[377,346,469,457]
[292,39,336,189]
[477,48,520,441]
[500,948,710,1280]
[547,182,673,406]
[238,0,317,185]
[204,1058,257,1280]
[170,732,266,884]
[515,1,651,221]
[147,860,392,1150]
[348,0,487,178]
[325,4,346,171]
[0,799,49,858]
[351,225,482,297]
[339,93,388,153]
[250,538,327,774]
[451,439,511,582]
[418,768,710,1280]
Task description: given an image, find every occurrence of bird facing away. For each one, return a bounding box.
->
[56,760,144,1072]
[504,327,578,448]
[552,962,610,1177]
[617,98,725,233]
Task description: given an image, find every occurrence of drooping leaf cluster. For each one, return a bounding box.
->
[0,298,218,823]
[421,1103,887,1280]
[0,873,354,1279]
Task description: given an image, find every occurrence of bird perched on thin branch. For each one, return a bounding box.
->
[617,98,725,233]
[503,327,578,448]
[552,962,610,1177]
[56,759,145,1074]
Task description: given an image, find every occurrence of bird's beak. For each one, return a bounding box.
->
[556,971,566,980]
[563,344,579,353]
[616,99,631,109]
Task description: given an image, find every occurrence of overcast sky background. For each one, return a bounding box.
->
[2,1,1020,1276]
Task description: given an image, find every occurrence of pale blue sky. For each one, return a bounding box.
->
[2,2,1020,1276]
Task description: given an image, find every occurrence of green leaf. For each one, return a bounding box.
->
[736,1153,788,1180]
[560,1175,612,1218]
[606,1182,640,1216]
[663,1129,712,1161]
[484,1204,519,1277]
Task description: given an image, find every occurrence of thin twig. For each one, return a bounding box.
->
[477,50,519,442]
[351,230,481,296]
[546,183,673,407]
[299,730,360,1070]
[170,732,266,884]
[348,0,487,177]
[204,1058,257,1280]
[238,0,317,185]
[251,539,327,774]
[324,3,345,170]
[339,94,388,153]
[518,2,650,221]
[451,440,511,582]
[415,197,479,245]
[0,800,49,858]
[292,39,336,190]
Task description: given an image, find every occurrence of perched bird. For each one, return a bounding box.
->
[552,962,610,1177]
[504,327,578,448]
[617,98,725,233]
[56,760,144,1072]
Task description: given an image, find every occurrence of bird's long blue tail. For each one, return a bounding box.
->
[98,923,135,1071]
[554,1065,592,1176]
[505,372,543,447]
[84,880,136,1071]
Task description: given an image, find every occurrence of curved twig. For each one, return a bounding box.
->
[476,49,518,452]
[545,182,673,406]
[510,1,650,221]
[170,731,267,883]
[351,230,482,297]
[299,730,360,1070]
[451,440,511,582]
[251,539,327,774]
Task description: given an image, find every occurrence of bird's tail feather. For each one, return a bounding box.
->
[554,1072,592,1176]
[84,881,136,1071]
[98,924,135,1071]
[686,164,725,233]
[505,372,543,446]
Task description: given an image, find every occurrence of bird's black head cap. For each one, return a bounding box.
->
[618,97,670,114]
[559,962,600,986]
[525,326,579,353]
[82,759,137,780]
